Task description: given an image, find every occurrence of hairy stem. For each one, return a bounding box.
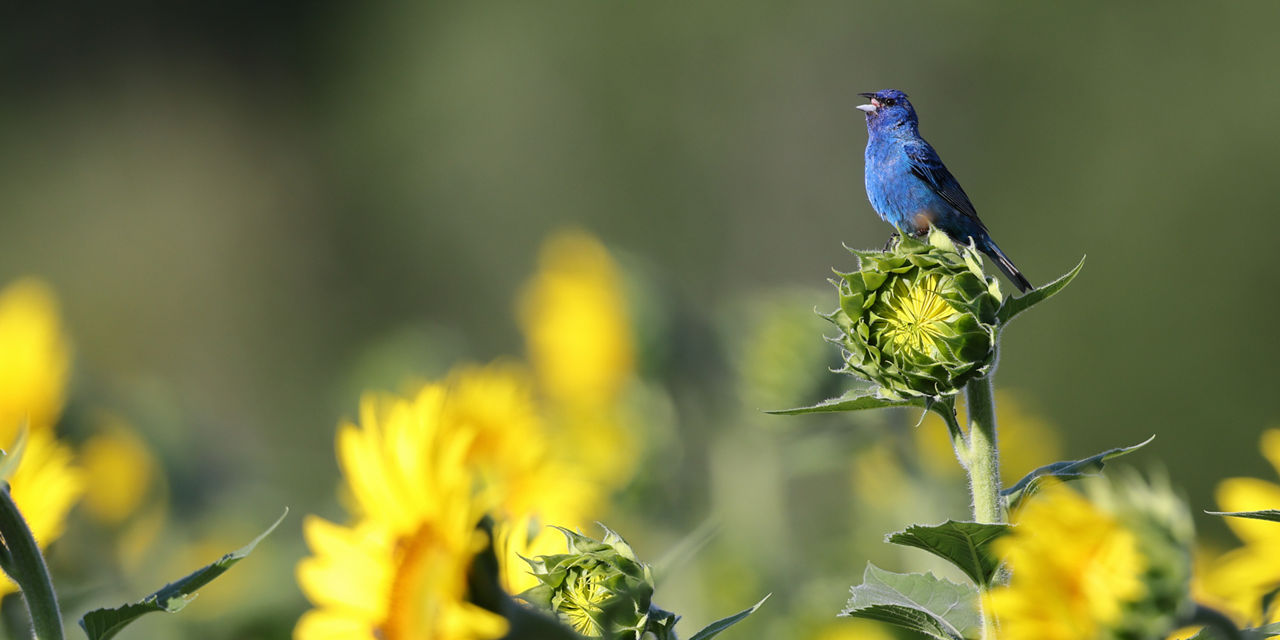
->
[963,374,1005,640]
[964,374,1004,524]
[0,486,64,640]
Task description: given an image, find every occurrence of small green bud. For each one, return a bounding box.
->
[1083,472,1196,638]
[828,229,1001,399]
[519,526,678,640]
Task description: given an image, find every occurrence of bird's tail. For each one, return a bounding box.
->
[981,240,1032,293]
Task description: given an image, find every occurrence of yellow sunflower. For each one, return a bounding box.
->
[0,278,83,596]
[985,483,1147,640]
[518,230,634,408]
[79,413,160,526]
[0,277,71,440]
[0,428,84,597]
[440,363,603,526]
[1195,428,1280,625]
[296,385,508,640]
[518,230,640,492]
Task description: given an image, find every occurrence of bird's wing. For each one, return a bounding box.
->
[903,141,987,229]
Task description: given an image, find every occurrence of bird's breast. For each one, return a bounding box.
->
[863,137,947,233]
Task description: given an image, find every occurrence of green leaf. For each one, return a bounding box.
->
[767,390,924,415]
[686,594,770,640]
[886,521,1010,588]
[0,422,30,483]
[1182,604,1247,640]
[1196,621,1280,640]
[79,509,287,640]
[1207,510,1280,523]
[840,564,980,640]
[1002,436,1154,510]
[769,390,963,438]
[1263,586,1280,624]
[996,256,1085,326]
[1244,622,1280,639]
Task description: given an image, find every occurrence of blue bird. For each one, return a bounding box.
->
[857,89,1032,293]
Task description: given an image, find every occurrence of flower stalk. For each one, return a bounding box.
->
[0,485,65,640]
[964,373,1004,526]
[958,374,1004,640]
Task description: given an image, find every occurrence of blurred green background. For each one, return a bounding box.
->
[3,2,1279,638]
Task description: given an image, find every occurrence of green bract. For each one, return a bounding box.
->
[828,229,1002,400]
[518,527,678,640]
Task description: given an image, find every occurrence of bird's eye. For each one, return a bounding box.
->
[881,98,895,106]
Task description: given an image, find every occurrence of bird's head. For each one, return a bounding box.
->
[857,89,917,130]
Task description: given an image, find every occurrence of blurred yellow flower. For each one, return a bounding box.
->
[518,230,640,491]
[1196,428,1280,625]
[986,483,1146,640]
[519,229,634,407]
[915,390,1062,481]
[0,278,83,597]
[79,413,159,526]
[0,428,84,597]
[0,277,71,441]
[441,363,602,524]
[298,230,650,637]
[296,385,508,640]
[494,514,569,595]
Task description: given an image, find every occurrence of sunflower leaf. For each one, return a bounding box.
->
[1206,510,1280,523]
[1244,622,1280,639]
[685,594,770,640]
[996,256,1085,327]
[1002,436,1154,510]
[840,564,980,640]
[886,521,1010,588]
[78,509,287,640]
[766,390,924,415]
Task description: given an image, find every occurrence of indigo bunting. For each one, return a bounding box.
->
[857,89,1031,293]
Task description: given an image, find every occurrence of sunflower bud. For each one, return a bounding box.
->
[1082,472,1195,638]
[518,526,678,640]
[828,229,1001,399]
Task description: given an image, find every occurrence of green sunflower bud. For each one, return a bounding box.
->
[828,229,1002,399]
[1082,472,1195,638]
[518,526,678,640]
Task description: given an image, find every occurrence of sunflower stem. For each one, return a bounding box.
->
[0,484,64,640]
[962,373,1004,640]
[964,374,1004,525]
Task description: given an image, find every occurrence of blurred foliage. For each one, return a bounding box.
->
[2,1,1280,637]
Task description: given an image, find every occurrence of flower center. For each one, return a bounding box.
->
[559,570,611,637]
[382,524,463,640]
[873,273,961,358]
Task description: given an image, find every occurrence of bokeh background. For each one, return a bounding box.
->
[3,2,1280,638]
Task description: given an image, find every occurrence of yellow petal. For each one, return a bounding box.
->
[79,416,158,525]
[297,517,390,617]
[0,278,71,440]
[293,609,380,640]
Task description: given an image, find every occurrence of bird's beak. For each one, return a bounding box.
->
[856,92,879,113]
